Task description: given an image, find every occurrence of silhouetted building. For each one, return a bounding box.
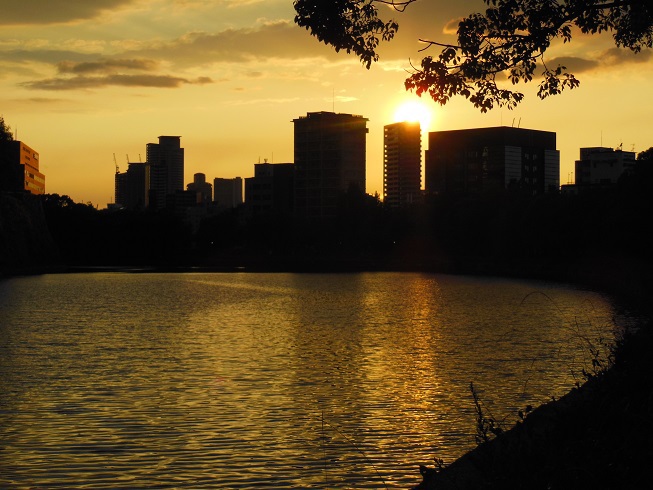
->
[425,127,559,196]
[293,111,368,220]
[384,121,421,207]
[245,162,294,216]
[115,171,128,207]
[147,136,184,209]
[0,140,45,195]
[187,173,212,204]
[214,177,243,209]
[574,147,636,189]
[114,162,147,209]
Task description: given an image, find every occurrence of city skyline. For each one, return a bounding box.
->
[1,1,651,207]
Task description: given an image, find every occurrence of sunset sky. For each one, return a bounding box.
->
[1,0,651,207]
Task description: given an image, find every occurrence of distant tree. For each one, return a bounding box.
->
[294,0,652,111]
[637,146,653,162]
[0,116,14,141]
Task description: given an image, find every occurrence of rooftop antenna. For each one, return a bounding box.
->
[126,154,129,163]
[139,154,142,163]
[518,117,521,128]
[512,118,515,127]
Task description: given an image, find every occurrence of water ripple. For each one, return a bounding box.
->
[0,272,634,488]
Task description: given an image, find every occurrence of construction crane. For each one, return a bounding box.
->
[113,153,119,174]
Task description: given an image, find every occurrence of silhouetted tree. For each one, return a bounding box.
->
[0,116,14,141]
[294,0,413,68]
[294,0,652,110]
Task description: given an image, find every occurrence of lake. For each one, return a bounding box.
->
[0,272,634,488]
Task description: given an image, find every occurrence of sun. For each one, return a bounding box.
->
[393,100,432,130]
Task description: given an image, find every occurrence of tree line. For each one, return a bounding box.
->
[12,147,648,285]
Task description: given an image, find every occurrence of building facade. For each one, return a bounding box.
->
[0,141,45,195]
[574,147,636,188]
[147,136,184,209]
[244,162,294,216]
[293,111,368,220]
[384,121,421,207]
[213,177,243,209]
[425,127,560,196]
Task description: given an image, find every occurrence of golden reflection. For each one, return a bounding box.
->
[0,272,629,488]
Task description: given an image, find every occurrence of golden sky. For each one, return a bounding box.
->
[1,0,651,207]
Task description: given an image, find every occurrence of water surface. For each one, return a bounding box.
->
[0,272,630,488]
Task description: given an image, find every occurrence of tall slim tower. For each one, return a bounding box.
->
[146,136,184,209]
[384,121,421,207]
[292,111,368,220]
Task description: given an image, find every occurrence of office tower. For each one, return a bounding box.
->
[425,127,559,196]
[147,136,184,209]
[244,162,295,216]
[187,173,213,204]
[0,140,45,195]
[384,121,422,207]
[575,147,636,188]
[213,177,243,209]
[115,162,148,209]
[293,111,368,220]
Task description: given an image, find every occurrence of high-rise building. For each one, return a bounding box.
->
[384,121,422,207]
[293,111,368,220]
[244,162,294,216]
[425,127,559,196]
[213,177,243,209]
[147,136,184,209]
[574,147,636,188]
[114,161,148,209]
[0,140,45,195]
[187,173,212,204]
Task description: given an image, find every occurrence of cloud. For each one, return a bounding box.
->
[126,20,341,67]
[601,47,652,66]
[443,18,463,35]
[0,1,136,26]
[25,97,70,104]
[548,48,651,74]
[21,74,214,90]
[219,0,265,7]
[0,49,99,65]
[56,59,160,74]
[546,56,600,73]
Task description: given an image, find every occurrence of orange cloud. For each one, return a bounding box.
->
[21,74,214,90]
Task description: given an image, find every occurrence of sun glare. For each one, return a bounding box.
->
[393,100,432,131]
